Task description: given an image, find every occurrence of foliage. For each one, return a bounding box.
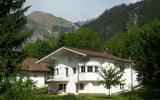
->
[0,72,36,100]
[35,93,142,100]
[35,87,48,95]
[23,39,59,59]
[0,0,36,100]
[60,28,102,51]
[0,0,30,76]
[83,0,160,41]
[99,67,124,95]
[104,20,160,86]
[23,28,102,59]
[121,86,160,99]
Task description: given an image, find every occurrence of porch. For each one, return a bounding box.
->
[47,79,68,94]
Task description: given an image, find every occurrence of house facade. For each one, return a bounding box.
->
[22,58,50,87]
[37,47,139,94]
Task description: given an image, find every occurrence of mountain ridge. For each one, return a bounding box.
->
[82,0,160,41]
[26,11,78,42]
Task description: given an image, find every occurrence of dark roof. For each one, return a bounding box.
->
[22,58,50,72]
[64,46,132,63]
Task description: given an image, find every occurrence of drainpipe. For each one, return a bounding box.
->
[76,63,80,95]
[129,57,133,90]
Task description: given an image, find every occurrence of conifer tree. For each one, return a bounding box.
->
[0,1,34,99]
[0,0,30,77]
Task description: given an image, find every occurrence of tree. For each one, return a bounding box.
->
[99,66,124,96]
[0,0,30,76]
[104,20,160,86]
[0,0,36,99]
[23,39,59,59]
[60,28,103,51]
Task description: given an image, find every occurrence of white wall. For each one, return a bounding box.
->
[30,72,46,87]
[48,51,139,94]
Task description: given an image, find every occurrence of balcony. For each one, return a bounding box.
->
[47,75,69,83]
[79,72,102,81]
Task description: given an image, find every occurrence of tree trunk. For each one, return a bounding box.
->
[108,89,110,96]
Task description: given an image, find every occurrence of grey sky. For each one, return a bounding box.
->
[25,0,139,22]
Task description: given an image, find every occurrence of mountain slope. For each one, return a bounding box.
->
[26,11,77,41]
[83,0,160,41]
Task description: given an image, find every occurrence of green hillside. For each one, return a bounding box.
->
[83,0,160,41]
[26,11,77,41]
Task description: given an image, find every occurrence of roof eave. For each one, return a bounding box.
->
[36,47,87,64]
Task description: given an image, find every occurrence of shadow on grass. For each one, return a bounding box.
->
[120,87,160,99]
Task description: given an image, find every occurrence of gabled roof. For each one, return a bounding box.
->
[36,46,132,63]
[22,58,50,72]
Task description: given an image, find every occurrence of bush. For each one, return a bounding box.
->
[0,72,36,100]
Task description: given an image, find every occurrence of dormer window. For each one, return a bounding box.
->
[87,66,93,72]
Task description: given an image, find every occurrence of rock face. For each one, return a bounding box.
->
[26,11,78,42]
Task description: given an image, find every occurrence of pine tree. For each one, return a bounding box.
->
[0,1,33,98]
[0,0,30,77]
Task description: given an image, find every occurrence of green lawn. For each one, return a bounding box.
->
[34,86,160,100]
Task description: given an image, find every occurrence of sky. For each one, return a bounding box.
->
[25,0,139,22]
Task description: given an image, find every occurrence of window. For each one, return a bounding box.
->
[87,66,93,72]
[81,66,85,72]
[73,68,76,74]
[79,83,84,90]
[95,66,98,72]
[120,83,124,90]
[66,68,69,77]
[58,84,63,90]
[58,84,66,92]
[76,83,84,90]
[55,68,59,75]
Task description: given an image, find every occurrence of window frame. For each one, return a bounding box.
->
[95,66,99,72]
[65,68,69,77]
[87,66,93,72]
[76,83,84,90]
[81,66,85,72]
[58,84,63,90]
[79,83,84,90]
[73,67,76,74]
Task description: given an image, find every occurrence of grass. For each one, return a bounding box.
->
[34,86,160,100]
[34,87,48,95]
[35,94,142,100]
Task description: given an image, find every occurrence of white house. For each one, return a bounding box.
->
[22,58,50,87]
[36,47,139,94]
